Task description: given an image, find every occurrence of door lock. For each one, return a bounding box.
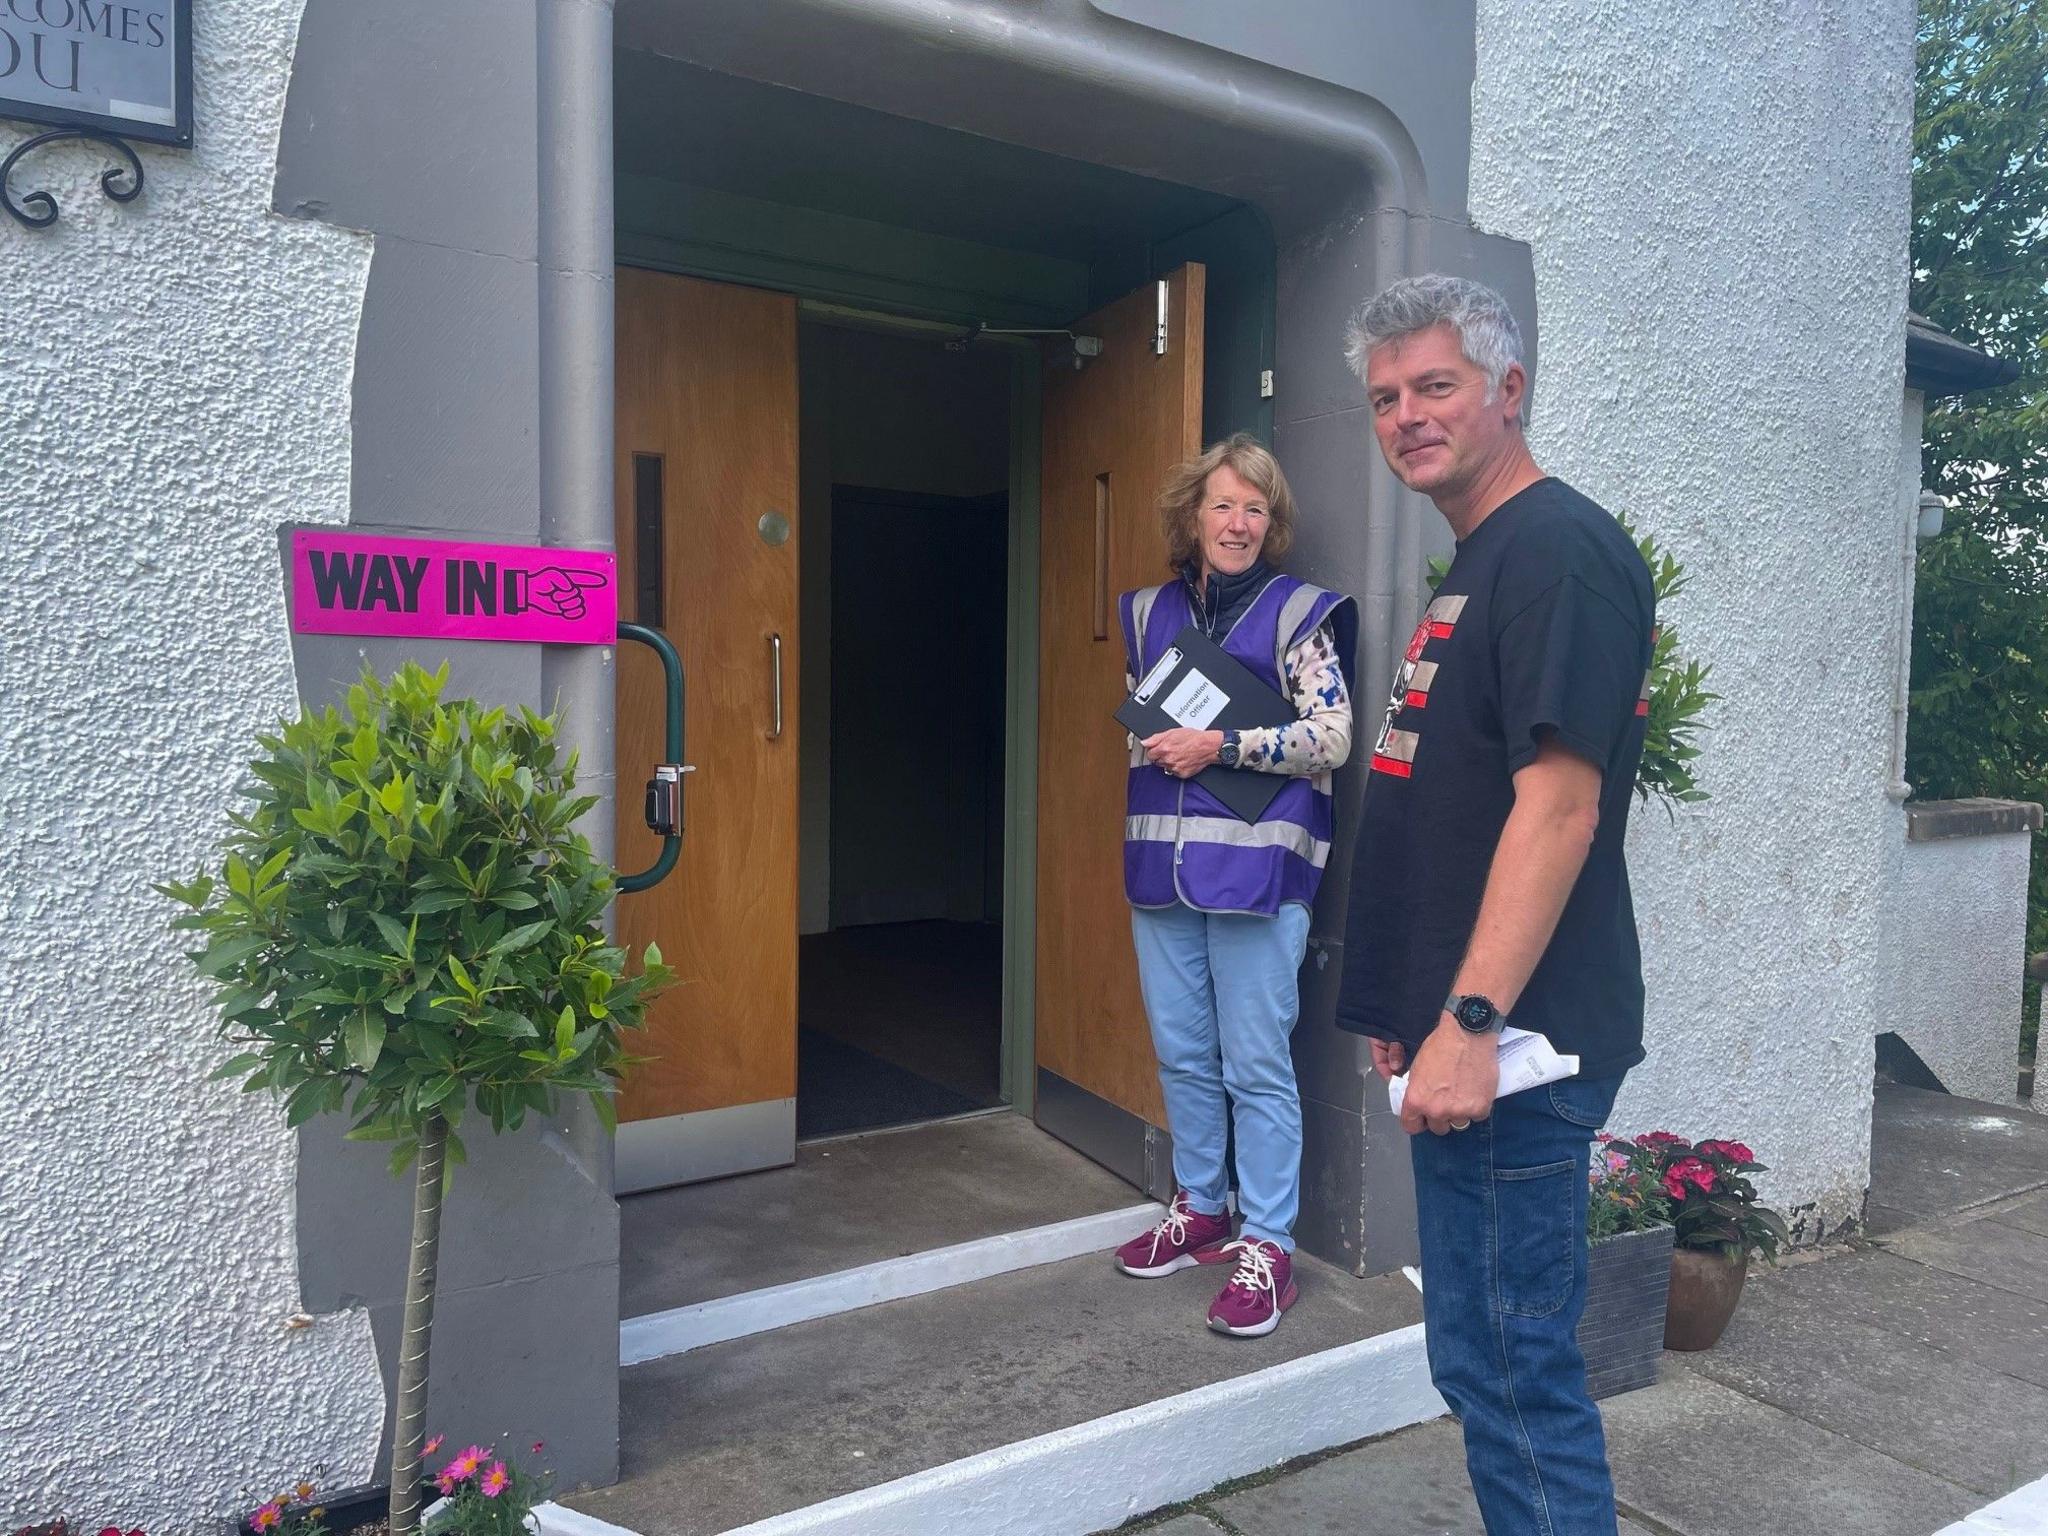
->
[644,762,695,838]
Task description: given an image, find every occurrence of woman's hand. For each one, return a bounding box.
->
[1142,728,1224,779]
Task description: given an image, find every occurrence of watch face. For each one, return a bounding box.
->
[1456,996,1497,1032]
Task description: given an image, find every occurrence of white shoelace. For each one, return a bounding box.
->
[1146,1200,1195,1257]
[1224,1240,1277,1294]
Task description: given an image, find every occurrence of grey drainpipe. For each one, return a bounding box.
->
[536,0,617,1175]
[537,0,617,860]
[663,0,1428,227]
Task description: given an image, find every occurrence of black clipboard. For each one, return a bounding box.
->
[1116,624,1299,822]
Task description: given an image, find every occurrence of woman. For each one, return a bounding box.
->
[1110,433,1357,1338]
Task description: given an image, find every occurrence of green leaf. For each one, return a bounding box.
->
[368,910,413,959]
[209,1051,265,1081]
[489,919,554,957]
[555,1005,576,1056]
[192,934,270,978]
[345,1013,388,1071]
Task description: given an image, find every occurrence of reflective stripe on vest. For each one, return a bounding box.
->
[1124,813,1332,868]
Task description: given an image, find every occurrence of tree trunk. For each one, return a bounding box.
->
[389,1113,450,1536]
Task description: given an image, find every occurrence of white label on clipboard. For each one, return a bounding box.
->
[1133,647,1182,705]
[1163,669,1230,729]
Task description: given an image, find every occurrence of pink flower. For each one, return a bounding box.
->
[532,1441,545,1455]
[423,1434,444,1457]
[1637,1131,1691,1148]
[1697,1139,1756,1165]
[481,1462,511,1499]
[444,1444,488,1481]
[251,1506,282,1533]
[1662,1157,1717,1200]
[436,1473,458,1497]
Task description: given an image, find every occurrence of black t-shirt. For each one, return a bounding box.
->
[1335,478,1655,1079]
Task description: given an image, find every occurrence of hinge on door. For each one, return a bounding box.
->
[1154,280,1168,356]
[1260,369,1275,399]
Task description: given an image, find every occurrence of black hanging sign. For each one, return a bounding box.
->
[0,0,192,147]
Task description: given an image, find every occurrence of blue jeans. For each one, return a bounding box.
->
[1411,1073,1624,1535]
[1130,902,1310,1250]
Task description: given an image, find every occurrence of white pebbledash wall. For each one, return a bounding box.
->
[1469,1,1914,1236]
[0,2,386,1528]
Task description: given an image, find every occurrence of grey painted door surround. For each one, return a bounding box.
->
[272,0,1534,1492]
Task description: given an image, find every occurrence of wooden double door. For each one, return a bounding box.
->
[611,265,1204,1192]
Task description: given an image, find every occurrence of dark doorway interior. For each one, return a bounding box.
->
[798,480,1008,1137]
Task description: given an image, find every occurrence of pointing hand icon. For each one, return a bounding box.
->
[524,566,608,621]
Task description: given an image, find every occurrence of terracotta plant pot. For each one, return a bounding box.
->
[1664,1245,1749,1351]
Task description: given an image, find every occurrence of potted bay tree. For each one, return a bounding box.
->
[163,662,671,1536]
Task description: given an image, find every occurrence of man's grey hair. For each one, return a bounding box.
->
[1342,274,1525,401]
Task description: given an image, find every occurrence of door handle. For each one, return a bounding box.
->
[768,632,784,740]
[614,621,687,895]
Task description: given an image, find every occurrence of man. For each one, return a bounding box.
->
[1335,274,1654,1534]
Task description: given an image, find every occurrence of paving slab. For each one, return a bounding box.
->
[1683,1257,2048,1496]
[572,1251,1424,1536]
[1135,1518,1228,1535]
[1601,1368,1976,1536]
[1882,1218,2048,1305]
[618,1111,1141,1315]
[1986,1189,2048,1238]
[1869,1085,2048,1221]
[1204,1417,1654,1536]
[1721,1245,2048,1392]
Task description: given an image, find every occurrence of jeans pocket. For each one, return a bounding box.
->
[1548,1074,1622,1130]
[1493,1157,1578,1318]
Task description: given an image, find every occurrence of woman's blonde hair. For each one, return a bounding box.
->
[1156,432,1297,572]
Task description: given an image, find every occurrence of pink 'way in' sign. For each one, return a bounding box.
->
[290,530,619,646]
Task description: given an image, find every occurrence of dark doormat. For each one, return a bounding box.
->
[797,1026,984,1138]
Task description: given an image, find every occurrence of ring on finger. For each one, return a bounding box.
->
[1450,1118,1472,1131]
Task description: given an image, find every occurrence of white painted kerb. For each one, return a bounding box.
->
[544,1321,1443,1536]
[1934,1472,2048,1534]
[621,1202,1164,1365]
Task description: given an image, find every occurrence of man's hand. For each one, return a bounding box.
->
[1398,1017,1500,1136]
[1143,728,1224,779]
[1369,1038,1408,1081]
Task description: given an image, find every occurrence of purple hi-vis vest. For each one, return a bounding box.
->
[1120,573,1356,917]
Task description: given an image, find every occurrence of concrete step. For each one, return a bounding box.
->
[619,1112,1145,1318]
[559,1248,1432,1536]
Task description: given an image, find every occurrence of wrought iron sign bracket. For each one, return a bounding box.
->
[2,126,143,230]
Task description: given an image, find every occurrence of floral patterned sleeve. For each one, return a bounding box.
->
[1236,620,1353,775]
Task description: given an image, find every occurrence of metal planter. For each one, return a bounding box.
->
[1578,1223,1674,1399]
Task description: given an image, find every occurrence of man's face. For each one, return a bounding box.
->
[1364,323,1524,500]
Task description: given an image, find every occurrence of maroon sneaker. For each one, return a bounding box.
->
[1113,1192,1233,1277]
[1206,1239,1297,1336]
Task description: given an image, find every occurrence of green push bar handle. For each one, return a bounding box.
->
[615,621,688,894]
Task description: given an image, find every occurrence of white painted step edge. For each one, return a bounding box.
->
[620,1201,1166,1366]
[1934,1472,2048,1534]
[543,1320,1445,1536]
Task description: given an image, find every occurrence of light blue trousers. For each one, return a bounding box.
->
[1130,901,1311,1251]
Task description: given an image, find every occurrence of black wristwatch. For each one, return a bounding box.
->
[1217,729,1241,769]
[1445,992,1507,1035]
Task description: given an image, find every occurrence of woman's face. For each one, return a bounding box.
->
[1197,464,1271,580]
